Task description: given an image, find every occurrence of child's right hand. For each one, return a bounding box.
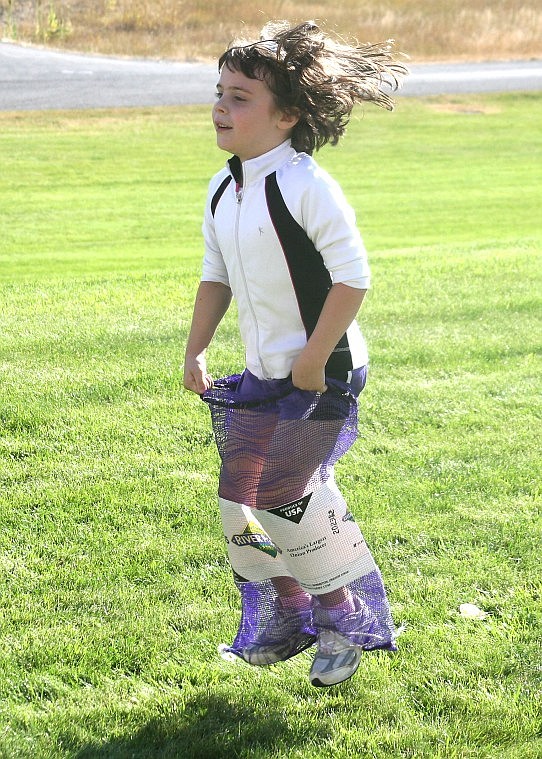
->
[183,353,214,395]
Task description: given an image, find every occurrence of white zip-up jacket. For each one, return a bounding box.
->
[201,140,371,381]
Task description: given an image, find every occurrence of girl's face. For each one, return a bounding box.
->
[213,65,297,163]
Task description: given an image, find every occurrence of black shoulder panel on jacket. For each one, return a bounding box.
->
[211,176,232,218]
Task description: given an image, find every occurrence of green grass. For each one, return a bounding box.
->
[0,93,541,758]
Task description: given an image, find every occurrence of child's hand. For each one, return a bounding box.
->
[183,353,214,395]
[291,353,327,393]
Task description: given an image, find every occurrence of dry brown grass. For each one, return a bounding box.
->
[1,0,541,62]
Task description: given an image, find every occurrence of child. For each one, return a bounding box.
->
[183,21,407,687]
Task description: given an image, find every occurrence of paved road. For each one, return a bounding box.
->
[1,40,541,110]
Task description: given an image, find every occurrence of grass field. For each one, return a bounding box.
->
[1,93,541,757]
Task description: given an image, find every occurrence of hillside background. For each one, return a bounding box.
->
[1,0,542,62]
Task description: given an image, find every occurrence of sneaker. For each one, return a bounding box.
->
[309,628,362,687]
[310,595,378,687]
[242,601,315,666]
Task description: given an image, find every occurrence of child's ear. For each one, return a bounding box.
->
[278,108,300,131]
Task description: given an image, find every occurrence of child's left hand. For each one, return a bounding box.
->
[291,354,327,393]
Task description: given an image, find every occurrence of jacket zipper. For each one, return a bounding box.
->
[233,180,268,377]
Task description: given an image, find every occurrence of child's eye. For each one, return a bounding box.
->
[215,91,223,99]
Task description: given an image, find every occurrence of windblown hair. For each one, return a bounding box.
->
[218,21,409,154]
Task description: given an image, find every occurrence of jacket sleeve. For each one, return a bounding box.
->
[292,162,371,290]
[200,181,230,287]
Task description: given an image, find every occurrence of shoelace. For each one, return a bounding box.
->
[317,629,351,655]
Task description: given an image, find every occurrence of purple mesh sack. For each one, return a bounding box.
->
[202,370,397,661]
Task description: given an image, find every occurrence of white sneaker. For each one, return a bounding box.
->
[310,595,379,687]
[242,601,315,666]
[309,629,362,687]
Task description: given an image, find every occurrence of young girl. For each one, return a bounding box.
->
[183,21,407,687]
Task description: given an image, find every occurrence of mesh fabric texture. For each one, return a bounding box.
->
[202,371,360,509]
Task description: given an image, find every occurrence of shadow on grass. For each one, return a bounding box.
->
[73,690,327,759]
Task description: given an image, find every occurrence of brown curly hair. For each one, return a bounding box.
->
[218,21,409,155]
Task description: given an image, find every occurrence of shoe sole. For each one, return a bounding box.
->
[311,672,356,687]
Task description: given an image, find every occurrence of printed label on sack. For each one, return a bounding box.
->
[257,478,378,593]
[267,494,312,524]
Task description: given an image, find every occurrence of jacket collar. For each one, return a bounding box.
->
[227,140,296,187]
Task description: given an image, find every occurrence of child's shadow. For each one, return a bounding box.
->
[74,690,326,758]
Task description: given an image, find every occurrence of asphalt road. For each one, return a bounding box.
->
[1,40,541,110]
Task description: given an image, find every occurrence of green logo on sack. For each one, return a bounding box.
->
[231,521,278,558]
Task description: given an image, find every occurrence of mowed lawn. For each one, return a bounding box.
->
[0,93,540,758]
